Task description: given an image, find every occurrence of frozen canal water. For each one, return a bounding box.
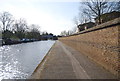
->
[0,40,55,80]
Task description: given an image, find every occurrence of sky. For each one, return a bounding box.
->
[0,0,81,35]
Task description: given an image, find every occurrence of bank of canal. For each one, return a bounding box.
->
[0,40,55,80]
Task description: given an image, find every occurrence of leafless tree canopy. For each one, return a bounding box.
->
[13,18,28,32]
[29,24,40,33]
[113,1,120,12]
[80,0,117,24]
[73,16,79,26]
[0,12,14,31]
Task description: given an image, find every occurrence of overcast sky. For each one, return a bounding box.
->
[0,0,81,35]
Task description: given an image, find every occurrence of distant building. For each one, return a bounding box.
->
[77,22,95,32]
[95,11,120,25]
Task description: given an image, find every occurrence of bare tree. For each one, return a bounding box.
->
[28,27,40,39]
[0,12,14,31]
[116,1,120,11]
[112,1,120,12]
[13,18,28,39]
[78,13,92,24]
[68,30,75,35]
[73,16,79,26]
[60,31,66,36]
[81,0,116,24]
[13,18,28,32]
[29,24,41,32]
[42,31,48,35]
[60,30,70,36]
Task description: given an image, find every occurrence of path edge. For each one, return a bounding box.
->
[29,41,56,79]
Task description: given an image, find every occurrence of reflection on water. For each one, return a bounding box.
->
[0,40,55,80]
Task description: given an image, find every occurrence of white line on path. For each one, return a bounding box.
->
[58,41,90,79]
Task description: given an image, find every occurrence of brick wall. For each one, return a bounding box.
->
[59,18,120,78]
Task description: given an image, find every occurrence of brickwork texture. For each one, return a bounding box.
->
[59,18,120,78]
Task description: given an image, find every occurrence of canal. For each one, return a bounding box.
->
[0,40,55,80]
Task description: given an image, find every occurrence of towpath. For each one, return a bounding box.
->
[31,40,116,79]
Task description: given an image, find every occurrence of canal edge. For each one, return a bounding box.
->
[29,41,57,79]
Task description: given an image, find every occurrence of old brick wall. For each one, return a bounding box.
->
[59,18,120,77]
